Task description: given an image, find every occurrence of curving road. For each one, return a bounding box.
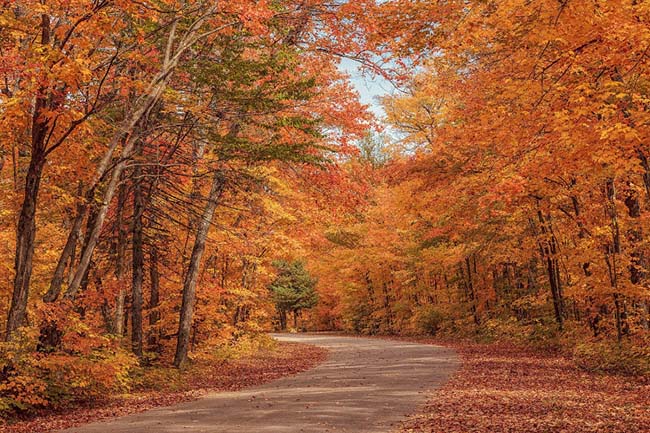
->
[63,334,459,433]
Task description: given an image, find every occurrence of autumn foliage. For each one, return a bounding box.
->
[1,0,650,423]
[0,0,368,415]
[305,0,650,372]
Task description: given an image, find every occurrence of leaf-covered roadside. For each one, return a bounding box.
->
[1,341,327,433]
[398,341,650,433]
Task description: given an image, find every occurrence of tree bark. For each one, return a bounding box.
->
[5,14,50,340]
[638,149,650,203]
[535,210,564,329]
[630,150,650,328]
[43,184,85,303]
[280,310,287,330]
[6,154,45,339]
[131,141,145,357]
[465,256,480,327]
[148,241,161,351]
[113,180,128,335]
[604,179,626,342]
[174,170,226,368]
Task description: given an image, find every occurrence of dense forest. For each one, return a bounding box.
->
[305,0,650,375]
[1,0,649,420]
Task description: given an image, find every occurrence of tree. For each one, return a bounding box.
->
[3,0,132,340]
[270,261,318,330]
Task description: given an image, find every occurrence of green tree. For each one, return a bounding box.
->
[270,261,318,330]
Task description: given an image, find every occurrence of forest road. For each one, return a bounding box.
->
[63,334,459,433]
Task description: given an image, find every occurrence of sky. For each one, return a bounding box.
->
[338,57,395,120]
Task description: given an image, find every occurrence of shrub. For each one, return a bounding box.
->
[0,327,137,416]
[573,339,650,376]
[412,306,445,336]
[344,300,379,335]
[199,332,278,363]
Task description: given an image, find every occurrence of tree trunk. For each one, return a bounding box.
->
[174,170,226,368]
[233,306,241,326]
[637,150,650,327]
[182,139,208,262]
[605,179,626,342]
[5,14,51,341]
[535,210,564,329]
[6,154,45,339]
[44,184,85,303]
[114,181,128,335]
[465,256,480,327]
[148,242,161,351]
[280,310,287,330]
[638,149,650,204]
[131,144,145,357]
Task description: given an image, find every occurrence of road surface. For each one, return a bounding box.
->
[63,333,459,433]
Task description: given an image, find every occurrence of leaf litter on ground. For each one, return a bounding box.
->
[397,341,650,433]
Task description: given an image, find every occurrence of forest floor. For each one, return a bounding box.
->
[396,339,650,433]
[0,341,326,433]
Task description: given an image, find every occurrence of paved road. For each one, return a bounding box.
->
[64,334,459,433]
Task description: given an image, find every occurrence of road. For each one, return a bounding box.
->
[63,333,459,433]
